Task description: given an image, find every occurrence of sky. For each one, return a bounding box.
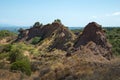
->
[0,0,120,27]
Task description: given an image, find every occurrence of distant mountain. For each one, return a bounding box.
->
[0,23,18,27]
[0,23,83,32]
[68,27,83,30]
[0,24,29,33]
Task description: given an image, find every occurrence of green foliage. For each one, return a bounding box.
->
[0,30,16,39]
[33,22,43,27]
[0,53,9,60]
[9,48,24,63]
[0,42,41,76]
[54,19,61,23]
[31,37,42,45]
[3,43,25,63]
[3,44,12,52]
[0,43,32,75]
[2,42,39,56]
[71,29,83,35]
[2,43,32,76]
[11,58,31,76]
[105,27,120,55]
[18,28,24,32]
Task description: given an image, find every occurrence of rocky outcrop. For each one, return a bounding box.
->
[73,22,112,60]
[16,21,112,59]
[15,21,76,51]
[74,22,109,48]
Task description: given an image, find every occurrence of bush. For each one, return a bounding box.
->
[106,27,120,55]
[9,47,24,63]
[3,44,12,52]
[31,37,42,45]
[0,53,9,60]
[33,22,43,27]
[54,19,61,23]
[9,46,32,76]
[7,43,32,76]
[0,30,15,39]
[11,58,31,76]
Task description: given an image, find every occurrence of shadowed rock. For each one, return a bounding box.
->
[15,20,76,51]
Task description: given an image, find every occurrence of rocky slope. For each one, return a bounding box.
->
[1,21,118,80]
[15,21,76,51]
[72,22,112,60]
[16,21,113,60]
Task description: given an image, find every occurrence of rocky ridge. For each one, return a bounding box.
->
[16,21,112,60]
[0,21,119,80]
[71,22,112,60]
[15,20,76,51]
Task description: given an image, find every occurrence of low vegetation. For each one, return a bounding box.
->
[0,26,119,80]
[0,30,16,39]
[105,27,120,55]
[31,36,42,45]
[11,57,31,76]
[0,43,34,76]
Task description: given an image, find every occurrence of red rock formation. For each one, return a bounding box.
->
[15,21,76,51]
[74,22,111,48]
[73,22,112,60]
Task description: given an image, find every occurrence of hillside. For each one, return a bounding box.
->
[0,21,120,80]
[15,20,76,51]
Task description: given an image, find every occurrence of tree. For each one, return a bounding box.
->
[33,22,43,27]
[18,28,24,32]
[54,19,62,23]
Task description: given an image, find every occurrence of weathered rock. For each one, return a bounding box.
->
[73,22,112,60]
[74,22,111,48]
[15,21,76,51]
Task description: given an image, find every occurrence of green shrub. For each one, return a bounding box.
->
[0,53,9,60]
[54,19,61,23]
[9,47,24,63]
[0,30,16,39]
[105,27,120,55]
[33,22,43,27]
[11,58,31,76]
[3,44,12,52]
[9,45,32,76]
[31,37,42,45]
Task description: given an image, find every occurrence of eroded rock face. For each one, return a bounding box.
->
[73,22,112,60]
[15,21,76,51]
[16,21,112,59]
[74,22,109,48]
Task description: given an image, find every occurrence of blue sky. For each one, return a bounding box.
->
[0,0,120,27]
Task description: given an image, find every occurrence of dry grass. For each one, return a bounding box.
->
[0,41,120,80]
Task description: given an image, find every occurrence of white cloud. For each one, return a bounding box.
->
[106,11,120,16]
[105,14,111,17]
[112,12,120,16]
[90,11,120,20]
[92,16,97,18]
